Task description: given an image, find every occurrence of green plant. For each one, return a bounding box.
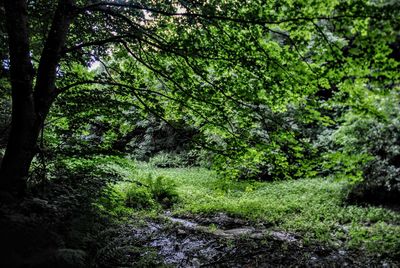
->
[148,152,186,168]
[208,223,218,233]
[133,164,400,257]
[123,174,179,209]
[321,93,400,204]
[146,174,179,208]
[124,184,154,209]
[349,222,400,256]
[95,186,131,217]
[209,104,322,182]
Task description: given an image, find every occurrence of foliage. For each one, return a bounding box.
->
[348,222,400,255]
[320,92,400,203]
[1,0,399,264]
[0,178,129,268]
[148,153,184,168]
[3,0,399,188]
[94,186,132,218]
[210,104,322,181]
[123,174,179,210]
[146,174,179,208]
[0,85,10,149]
[44,156,133,200]
[125,184,155,210]
[148,150,205,168]
[94,224,165,267]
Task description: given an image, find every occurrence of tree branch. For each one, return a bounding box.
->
[81,1,388,25]
[33,0,76,115]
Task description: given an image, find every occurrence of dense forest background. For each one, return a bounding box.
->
[0,0,399,267]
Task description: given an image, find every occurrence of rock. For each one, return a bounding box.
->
[222,227,254,236]
[270,231,297,242]
[177,228,186,235]
[191,257,201,268]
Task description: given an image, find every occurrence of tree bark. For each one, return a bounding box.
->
[0,0,75,197]
[0,0,36,196]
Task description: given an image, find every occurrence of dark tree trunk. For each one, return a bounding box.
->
[0,100,42,196]
[0,0,36,195]
[0,0,74,197]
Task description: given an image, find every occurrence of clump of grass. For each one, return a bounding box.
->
[133,163,400,257]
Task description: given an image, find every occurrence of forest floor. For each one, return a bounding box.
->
[1,163,399,267]
[99,163,400,267]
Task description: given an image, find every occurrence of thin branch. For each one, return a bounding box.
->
[81,2,388,25]
[63,34,132,54]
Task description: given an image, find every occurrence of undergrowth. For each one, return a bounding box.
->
[128,162,400,258]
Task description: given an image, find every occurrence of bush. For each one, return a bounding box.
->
[26,155,137,218]
[206,104,322,181]
[321,93,400,205]
[125,184,155,209]
[146,175,179,208]
[123,175,179,209]
[213,135,317,182]
[95,186,131,217]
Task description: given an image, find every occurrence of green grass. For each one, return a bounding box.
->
[116,162,400,256]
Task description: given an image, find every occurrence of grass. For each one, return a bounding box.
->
[116,161,400,257]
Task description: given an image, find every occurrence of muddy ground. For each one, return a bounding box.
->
[96,212,398,267]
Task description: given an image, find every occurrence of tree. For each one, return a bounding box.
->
[0,0,398,197]
[0,0,72,195]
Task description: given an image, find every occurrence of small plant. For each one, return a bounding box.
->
[208,223,218,233]
[148,152,185,168]
[95,186,131,217]
[123,174,179,209]
[146,175,179,208]
[124,184,154,209]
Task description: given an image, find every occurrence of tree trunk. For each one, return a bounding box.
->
[0,0,36,196]
[0,100,43,195]
[0,0,75,197]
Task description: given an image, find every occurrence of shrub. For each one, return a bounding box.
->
[28,155,137,215]
[123,174,179,209]
[125,185,154,209]
[146,175,179,208]
[95,186,131,217]
[148,150,212,168]
[321,93,400,205]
